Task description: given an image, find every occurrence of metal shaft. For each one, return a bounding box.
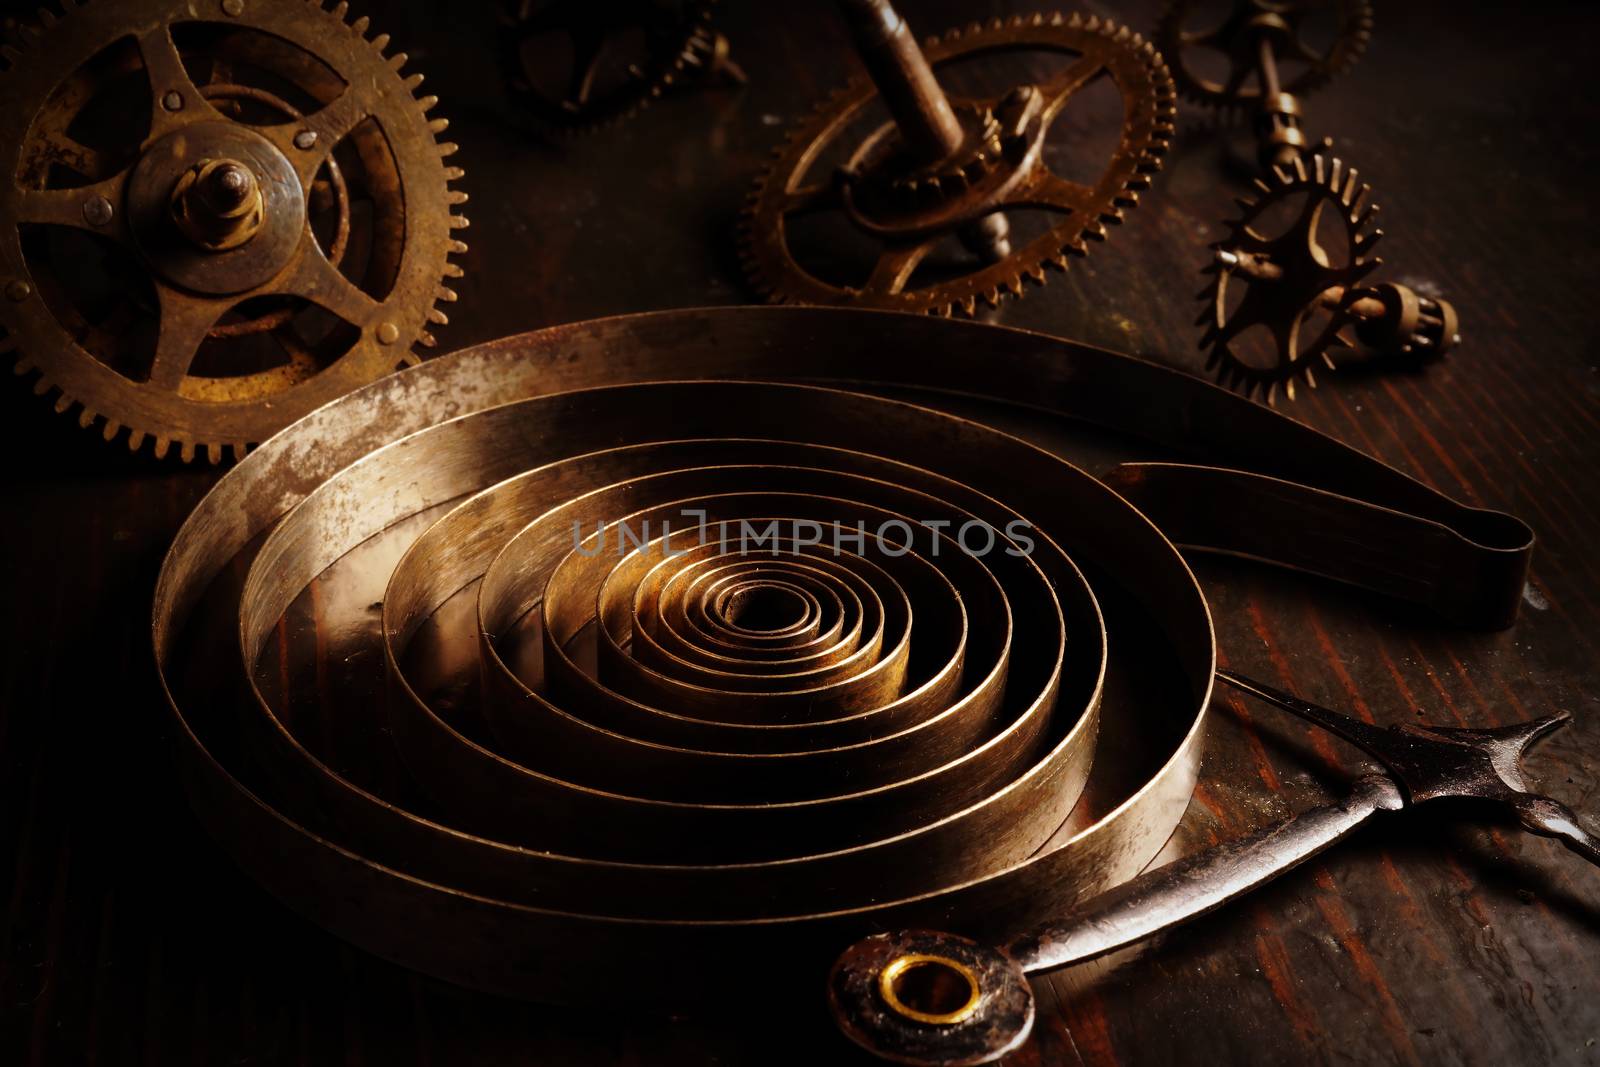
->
[1219,248,1386,320]
[1256,32,1281,99]
[834,0,964,165]
[833,0,1012,262]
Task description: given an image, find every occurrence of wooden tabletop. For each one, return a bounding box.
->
[3,0,1597,1064]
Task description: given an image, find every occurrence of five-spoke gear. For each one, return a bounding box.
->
[0,0,468,462]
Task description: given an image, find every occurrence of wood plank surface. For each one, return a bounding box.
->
[2,0,1596,1064]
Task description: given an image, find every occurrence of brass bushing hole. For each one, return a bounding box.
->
[878,953,983,1026]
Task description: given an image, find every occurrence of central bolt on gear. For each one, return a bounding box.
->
[499,0,745,135]
[1201,155,1460,403]
[0,0,468,463]
[739,8,1175,317]
[1156,0,1372,170]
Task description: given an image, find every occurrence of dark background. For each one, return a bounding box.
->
[3,0,1599,1064]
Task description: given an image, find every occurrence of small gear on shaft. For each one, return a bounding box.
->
[0,0,468,462]
[1201,155,1459,404]
[739,11,1175,318]
[1156,0,1371,169]
[499,0,744,135]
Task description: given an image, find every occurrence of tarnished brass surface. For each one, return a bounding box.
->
[499,0,741,134]
[152,307,1532,1008]
[1156,0,1371,111]
[1202,156,1460,402]
[739,13,1175,316]
[0,0,466,462]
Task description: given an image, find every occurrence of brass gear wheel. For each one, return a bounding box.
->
[1156,0,1372,110]
[0,0,467,463]
[738,13,1175,318]
[1201,154,1380,403]
[500,0,724,134]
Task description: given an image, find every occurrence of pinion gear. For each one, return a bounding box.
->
[0,0,467,462]
[738,13,1174,318]
[1156,0,1372,110]
[1200,154,1380,403]
[500,0,732,135]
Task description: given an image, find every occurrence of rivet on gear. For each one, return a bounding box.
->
[82,196,114,227]
[740,5,1175,317]
[0,0,469,463]
[1200,155,1460,404]
[1156,0,1372,170]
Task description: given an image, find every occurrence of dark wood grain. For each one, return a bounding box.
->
[2,0,1597,1064]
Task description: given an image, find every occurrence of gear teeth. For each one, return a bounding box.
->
[436,286,458,303]
[2,0,464,459]
[449,214,469,229]
[417,331,436,348]
[428,118,450,134]
[740,10,1170,315]
[428,308,449,326]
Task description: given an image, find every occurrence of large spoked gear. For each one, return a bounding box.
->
[0,0,467,463]
[1200,155,1380,403]
[500,0,732,135]
[739,13,1175,318]
[1157,0,1372,111]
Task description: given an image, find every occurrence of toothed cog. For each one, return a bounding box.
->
[0,0,467,462]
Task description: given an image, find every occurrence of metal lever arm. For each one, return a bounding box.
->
[1006,774,1403,972]
[1514,794,1600,866]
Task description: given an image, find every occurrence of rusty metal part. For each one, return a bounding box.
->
[151,307,1534,1022]
[0,0,467,462]
[739,11,1175,316]
[1157,0,1370,169]
[1157,0,1371,110]
[834,670,1597,1064]
[168,158,265,251]
[499,0,743,135]
[1201,156,1460,402]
